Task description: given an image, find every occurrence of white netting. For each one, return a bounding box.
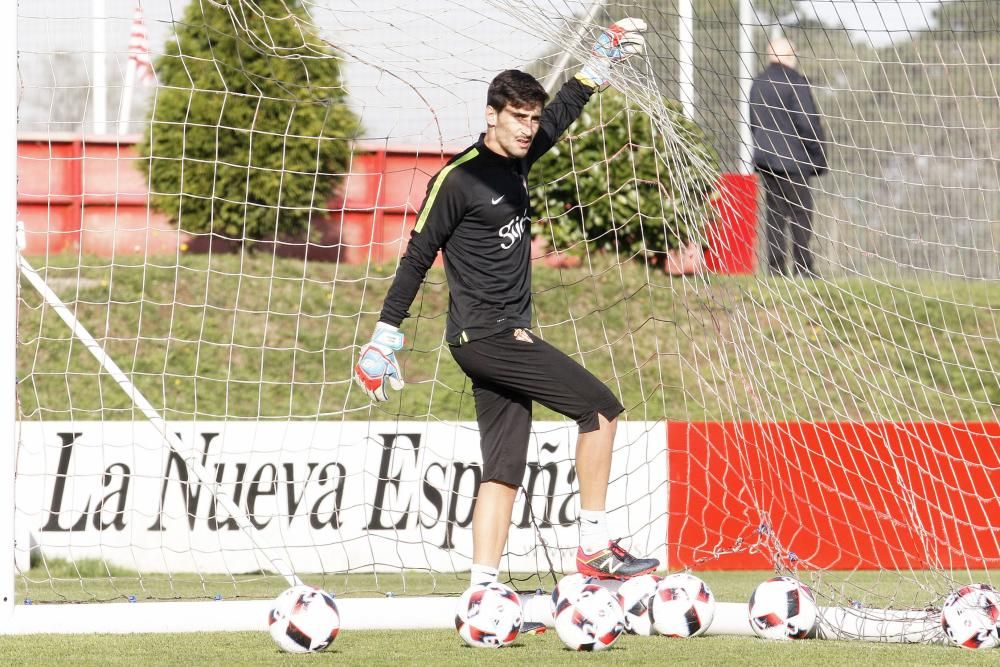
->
[13,0,999,640]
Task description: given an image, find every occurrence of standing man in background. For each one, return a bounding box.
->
[750,37,828,277]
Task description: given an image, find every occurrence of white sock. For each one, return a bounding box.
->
[470,563,498,586]
[579,509,609,554]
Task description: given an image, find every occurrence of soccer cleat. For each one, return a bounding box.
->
[576,540,659,580]
[519,621,547,636]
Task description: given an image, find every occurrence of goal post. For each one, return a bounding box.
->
[16,255,302,585]
[10,0,1000,645]
[2,0,17,627]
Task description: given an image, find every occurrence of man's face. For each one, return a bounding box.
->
[486,103,543,158]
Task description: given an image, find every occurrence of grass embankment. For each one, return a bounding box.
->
[17,254,998,423]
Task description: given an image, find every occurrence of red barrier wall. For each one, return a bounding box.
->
[17,136,760,271]
[666,420,1000,570]
[17,134,184,257]
[705,173,758,274]
[335,147,452,264]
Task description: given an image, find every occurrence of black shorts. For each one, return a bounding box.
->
[449,328,624,486]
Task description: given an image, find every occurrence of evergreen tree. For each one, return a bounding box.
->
[532,91,719,260]
[140,0,358,242]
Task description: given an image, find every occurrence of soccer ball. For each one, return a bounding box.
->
[748,576,818,640]
[454,582,523,648]
[268,585,340,653]
[616,574,661,636]
[649,572,715,637]
[554,582,626,651]
[550,573,598,616]
[941,584,1000,649]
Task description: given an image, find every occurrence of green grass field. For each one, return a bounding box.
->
[18,560,988,610]
[9,564,999,664]
[3,627,997,666]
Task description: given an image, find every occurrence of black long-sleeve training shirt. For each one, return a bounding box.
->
[380,77,595,345]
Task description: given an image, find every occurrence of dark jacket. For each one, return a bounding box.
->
[749,62,828,178]
[380,78,594,345]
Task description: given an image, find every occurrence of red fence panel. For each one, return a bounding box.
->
[338,147,450,264]
[17,136,82,255]
[667,420,1000,570]
[704,173,758,275]
[17,135,182,257]
[17,136,760,268]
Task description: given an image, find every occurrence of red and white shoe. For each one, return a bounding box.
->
[576,539,659,580]
[519,621,547,636]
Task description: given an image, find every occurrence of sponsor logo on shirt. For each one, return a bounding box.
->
[491,195,505,205]
[499,213,529,250]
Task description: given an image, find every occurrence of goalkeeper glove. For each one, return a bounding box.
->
[577,18,647,89]
[354,322,405,402]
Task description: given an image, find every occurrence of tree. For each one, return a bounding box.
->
[531,91,720,261]
[140,0,359,243]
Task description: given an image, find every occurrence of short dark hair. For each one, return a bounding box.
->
[487,70,548,112]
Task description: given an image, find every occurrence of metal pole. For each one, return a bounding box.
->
[678,0,695,120]
[119,59,136,135]
[738,0,755,173]
[1,0,18,623]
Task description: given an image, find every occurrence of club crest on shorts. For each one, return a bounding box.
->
[513,328,533,343]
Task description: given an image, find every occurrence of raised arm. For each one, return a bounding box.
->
[526,78,595,166]
[527,18,648,167]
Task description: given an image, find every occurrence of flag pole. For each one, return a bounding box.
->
[119,59,136,135]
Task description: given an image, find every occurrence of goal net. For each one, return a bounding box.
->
[10,0,998,640]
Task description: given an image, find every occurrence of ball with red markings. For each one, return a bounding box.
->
[554,582,625,651]
[941,583,1000,650]
[617,574,662,636]
[268,585,340,653]
[748,576,817,640]
[649,572,715,637]
[550,573,598,617]
[454,582,523,648]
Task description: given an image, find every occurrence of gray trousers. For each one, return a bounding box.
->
[760,171,816,276]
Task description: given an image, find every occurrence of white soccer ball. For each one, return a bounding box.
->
[616,574,661,636]
[941,583,1000,649]
[268,585,341,653]
[649,572,715,637]
[748,576,817,640]
[554,582,626,651]
[550,573,598,617]
[454,582,523,648]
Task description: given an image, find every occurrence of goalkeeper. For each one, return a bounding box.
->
[355,19,659,584]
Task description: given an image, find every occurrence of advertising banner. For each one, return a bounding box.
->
[16,420,667,573]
